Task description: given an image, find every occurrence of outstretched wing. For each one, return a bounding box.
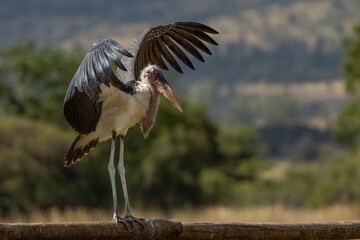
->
[64,39,133,135]
[118,22,219,82]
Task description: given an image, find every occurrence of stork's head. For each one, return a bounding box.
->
[141,65,183,112]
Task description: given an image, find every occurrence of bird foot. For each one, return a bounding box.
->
[114,214,147,232]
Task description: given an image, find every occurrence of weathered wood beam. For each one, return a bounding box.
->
[0,219,182,240]
[180,221,360,240]
[2,220,360,240]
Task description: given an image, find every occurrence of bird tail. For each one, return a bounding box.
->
[65,135,99,167]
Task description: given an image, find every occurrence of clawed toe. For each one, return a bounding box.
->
[125,215,148,230]
[114,215,131,231]
[114,215,147,232]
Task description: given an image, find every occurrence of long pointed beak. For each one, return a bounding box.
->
[154,75,183,113]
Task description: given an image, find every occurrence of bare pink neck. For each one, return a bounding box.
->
[141,92,159,137]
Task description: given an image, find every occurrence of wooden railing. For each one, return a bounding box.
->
[1,219,360,239]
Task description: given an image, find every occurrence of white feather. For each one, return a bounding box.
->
[76,82,152,148]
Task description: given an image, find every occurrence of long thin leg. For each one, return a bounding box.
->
[117,136,147,230]
[117,135,132,217]
[108,131,120,225]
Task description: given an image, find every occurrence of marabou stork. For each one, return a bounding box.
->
[63,22,218,229]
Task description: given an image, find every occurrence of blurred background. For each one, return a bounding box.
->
[2,0,360,223]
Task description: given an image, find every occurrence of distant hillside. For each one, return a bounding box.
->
[1,0,359,84]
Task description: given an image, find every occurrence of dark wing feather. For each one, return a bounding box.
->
[168,29,205,62]
[63,88,102,134]
[133,22,219,80]
[175,25,218,45]
[149,40,168,70]
[162,34,194,70]
[157,35,183,73]
[175,22,220,34]
[64,38,133,135]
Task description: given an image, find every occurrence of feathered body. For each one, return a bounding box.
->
[65,66,161,166]
[62,21,218,227]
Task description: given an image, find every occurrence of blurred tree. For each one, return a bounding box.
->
[277,164,320,207]
[0,42,83,125]
[306,156,360,207]
[334,24,360,147]
[217,126,265,180]
[198,125,268,205]
[0,117,112,216]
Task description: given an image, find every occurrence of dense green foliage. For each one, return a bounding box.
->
[0,118,110,215]
[0,42,83,124]
[334,25,360,147]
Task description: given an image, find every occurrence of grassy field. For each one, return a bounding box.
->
[3,205,360,223]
